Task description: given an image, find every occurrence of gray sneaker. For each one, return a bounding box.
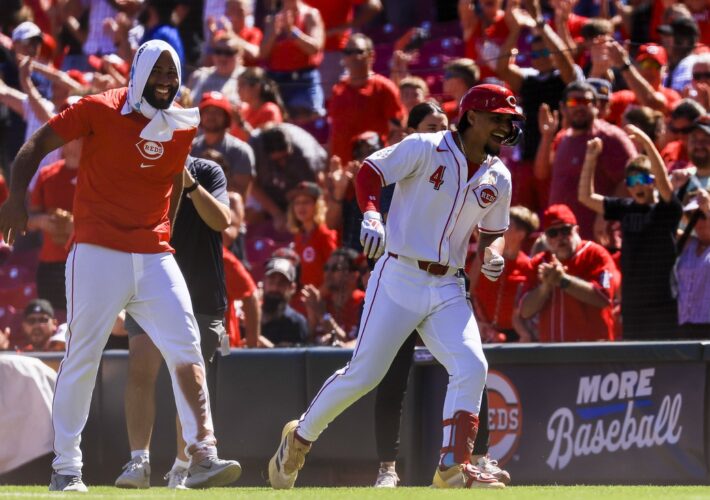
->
[374,467,399,487]
[184,456,241,489]
[164,466,188,489]
[115,457,151,489]
[49,472,88,492]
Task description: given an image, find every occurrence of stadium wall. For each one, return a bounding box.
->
[2,342,709,486]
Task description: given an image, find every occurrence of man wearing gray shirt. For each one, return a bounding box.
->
[192,91,255,199]
[249,123,327,231]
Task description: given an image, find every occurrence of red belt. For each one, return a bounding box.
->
[388,252,454,277]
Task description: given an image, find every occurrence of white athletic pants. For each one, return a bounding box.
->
[52,243,214,476]
[297,254,488,445]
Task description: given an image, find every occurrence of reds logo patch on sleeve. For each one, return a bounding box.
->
[473,184,498,208]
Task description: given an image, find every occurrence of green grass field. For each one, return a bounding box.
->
[1,486,710,500]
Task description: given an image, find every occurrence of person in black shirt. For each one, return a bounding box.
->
[115,155,233,489]
[579,125,682,340]
[261,257,309,346]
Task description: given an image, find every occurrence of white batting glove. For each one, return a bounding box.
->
[481,247,505,282]
[360,211,386,259]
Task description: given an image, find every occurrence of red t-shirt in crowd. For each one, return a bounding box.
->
[48,88,196,254]
[231,101,284,141]
[305,0,364,51]
[329,73,405,162]
[522,240,618,342]
[662,140,689,171]
[239,26,263,66]
[464,11,509,81]
[473,251,531,331]
[294,223,338,287]
[323,288,366,339]
[223,246,257,347]
[607,87,680,126]
[442,99,459,123]
[549,120,636,239]
[267,11,323,71]
[29,159,78,262]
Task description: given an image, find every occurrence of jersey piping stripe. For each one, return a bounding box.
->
[51,245,77,463]
[478,226,506,234]
[363,159,387,186]
[298,254,392,429]
[447,188,472,266]
[438,134,463,264]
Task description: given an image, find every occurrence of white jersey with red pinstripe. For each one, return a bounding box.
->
[364,130,511,268]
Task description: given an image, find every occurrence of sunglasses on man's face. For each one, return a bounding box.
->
[25,315,51,325]
[565,97,593,108]
[211,47,236,57]
[693,71,710,81]
[668,124,693,135]
[342,47,367,56]
[531,48,551,60]
[545,225,573,239]
[638,59,661,71]
[626,173,654,187]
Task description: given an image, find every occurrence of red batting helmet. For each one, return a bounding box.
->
[458,84,525,122]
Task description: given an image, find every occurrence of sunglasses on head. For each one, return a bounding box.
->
[545,225,573,238]
[211,47,236,57]
[565,97,593,107]
[531,48,551,60]
[342,47,366,56]
[626,172,654,187]
[693,71,710,81]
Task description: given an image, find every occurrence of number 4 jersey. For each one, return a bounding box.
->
[363,130,511,269]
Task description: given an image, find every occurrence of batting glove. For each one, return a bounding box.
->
[360,211,386,259]
[481,247,505,282]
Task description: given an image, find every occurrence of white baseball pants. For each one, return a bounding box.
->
[52,243,214,476]
[297,253,488,444]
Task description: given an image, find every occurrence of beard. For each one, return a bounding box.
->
[484,143,500,156]
[262,292,287,317]
[569,115,593,131]
[690,150,710,169]
[142,82,178,110]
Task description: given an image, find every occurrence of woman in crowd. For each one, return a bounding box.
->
[232,67,286,140]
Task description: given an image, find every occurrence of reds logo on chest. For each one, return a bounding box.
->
[473,184,498,208]
[135,139,165,160]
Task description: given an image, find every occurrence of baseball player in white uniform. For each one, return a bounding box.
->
[268,84,524,489]
[0,41,240,492]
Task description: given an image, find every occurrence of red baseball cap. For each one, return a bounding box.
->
[66,69,88,88]
[88,54,130,77]
[543,204,577,229]
[199,91,233,123]
[458,83,524,122]
[636,44,667,66]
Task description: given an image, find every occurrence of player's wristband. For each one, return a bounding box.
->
[184,179,200,194]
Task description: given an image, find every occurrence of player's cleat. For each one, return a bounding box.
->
[432,463,506,489]
[184,456,241,489]
[268,420,311,489]
[164,466,188,489]
[374,467,399,487]
[475,455,511,484]
[49,472,88,492]
[114,457,151,489]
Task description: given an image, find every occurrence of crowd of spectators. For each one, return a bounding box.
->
[1,0,710,351]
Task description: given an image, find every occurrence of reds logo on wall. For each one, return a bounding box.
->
[487,370,523,465]
[473,184,498,209]
[135,140,164,160]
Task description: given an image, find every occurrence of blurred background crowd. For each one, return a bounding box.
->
[0,0,709,353]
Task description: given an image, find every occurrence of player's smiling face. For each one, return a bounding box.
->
[143,51,179,110]
[476,111,514,155]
